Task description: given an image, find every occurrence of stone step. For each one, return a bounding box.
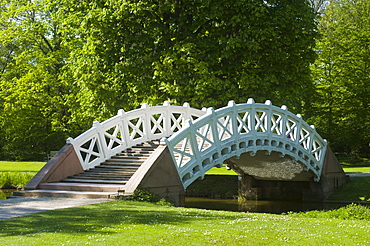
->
[102,159,144,164]
[127,146,157,151]
[116,153,151,157]
[110,155,148,160]
[62,178,127,184]
[38,182,124,192]
[84,170,136,175]
[14,190,117,199]
[66,174,129,180]
[123,150,155,155]
[95,163,140,170]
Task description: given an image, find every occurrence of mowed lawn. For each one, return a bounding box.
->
[0,201,370,246]
[0,161,46,172]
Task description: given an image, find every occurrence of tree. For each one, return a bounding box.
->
[0,0,72,160]
[58,0,318,122]
[311,0,370,156]
[0,0,319,160]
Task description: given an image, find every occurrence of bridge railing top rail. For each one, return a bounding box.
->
[67,102,206,170]
[165,99,327,188]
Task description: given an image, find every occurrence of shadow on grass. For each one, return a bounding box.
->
[0,201,242,237]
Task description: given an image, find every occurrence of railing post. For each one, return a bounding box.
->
[207,108,222,156]
[93,121,108,159]
[280,105,288,139]
[141,103,151,142]
[163,101,172,137]
[182,102,191,123]
[264,100,272,135]
[308,125,316,155]
[294,114,303,146]
[118,109,129,150]
[186,119,202,171]
[227,100,239,141]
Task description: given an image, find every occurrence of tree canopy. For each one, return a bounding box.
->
[3,0,353,160]
[311,0,370,155]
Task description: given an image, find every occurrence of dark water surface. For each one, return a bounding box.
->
[1,190,349,214]
[185,197,349,214]
[0,189,18,199]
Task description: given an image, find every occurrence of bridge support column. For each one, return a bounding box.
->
[302,147,349,201]
[134,146,186,206]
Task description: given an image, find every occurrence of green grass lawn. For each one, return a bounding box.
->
[328,176,370,202]
[0,161,46,172]
[0,201,369,246]
[342,167,370,173]
[205,164,237,175]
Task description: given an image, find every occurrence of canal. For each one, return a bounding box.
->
[1,189,349,214]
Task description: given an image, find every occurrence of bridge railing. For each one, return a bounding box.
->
[67,102,206,170]
[165,99,327,188]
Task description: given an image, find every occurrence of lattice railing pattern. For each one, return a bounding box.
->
[165,99,327,189]
[67,102,206,170]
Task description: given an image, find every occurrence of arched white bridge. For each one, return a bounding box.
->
[67,99,327,190]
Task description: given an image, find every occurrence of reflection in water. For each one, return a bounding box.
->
[185,197,348,214]
[0,189,17,199]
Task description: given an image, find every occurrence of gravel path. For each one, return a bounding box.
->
[0,197,110,220]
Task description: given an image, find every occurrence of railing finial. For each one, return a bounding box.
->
[66,137,73,144]
[265,100,272,105]
[117,109,125,116]
[163,101,170,106]
[247,98,255,104]
[228,100,236,107]
[206,107,214,114]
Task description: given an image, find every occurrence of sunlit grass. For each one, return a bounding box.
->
[205,164,237,175]
[0,201,369,245]
[342,167,370,173]
[0,161,45,172]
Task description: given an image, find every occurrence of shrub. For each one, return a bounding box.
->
[0,172,35,188]
[116,189,173,206]
[285,204,370,220]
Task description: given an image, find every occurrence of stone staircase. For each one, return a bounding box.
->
[15,141,161,199]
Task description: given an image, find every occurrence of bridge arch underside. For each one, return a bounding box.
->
[226,150,314,182]
[180,136,320,189]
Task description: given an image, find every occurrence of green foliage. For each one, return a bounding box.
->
[185,175,238,198]
[117,189,173,206]
[286,204,370,220]
[58,0,318,118]
[0,0,76,160]
[0,172,36,188]
[310,0,370,156]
